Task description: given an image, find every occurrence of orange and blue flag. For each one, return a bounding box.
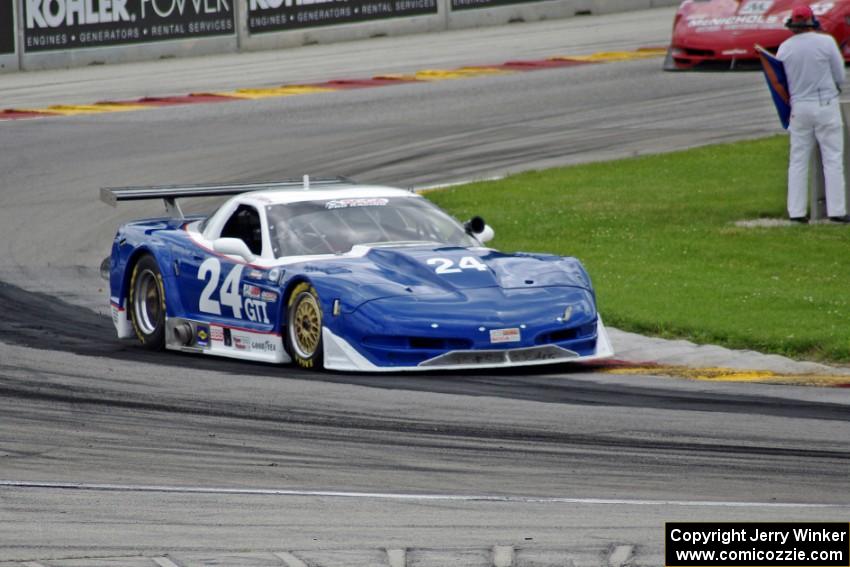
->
[756,45,791,130]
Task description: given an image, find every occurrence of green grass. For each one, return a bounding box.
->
[426,136,850,363]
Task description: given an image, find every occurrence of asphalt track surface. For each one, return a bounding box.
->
[1,7,849,566]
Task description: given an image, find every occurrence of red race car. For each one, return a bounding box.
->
[665,0,850,70]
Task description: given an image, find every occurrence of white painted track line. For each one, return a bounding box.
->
[608,545,634,567]
[1,480,848,509]
[152,558,182,567]
[273,551,309,567]
[492,545,515,567]
[386,548,407,567]
[414,176,504,193]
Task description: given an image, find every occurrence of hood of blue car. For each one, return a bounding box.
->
[366,246,589,290]
[293,244,594,311]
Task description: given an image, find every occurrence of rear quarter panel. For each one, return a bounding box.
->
[109,218,188,318]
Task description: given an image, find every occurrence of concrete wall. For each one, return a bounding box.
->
[20,36,239,71]
[244,0,681,51]
[3,0,681,72]
[446,0,678,30]
[238,8,446,53]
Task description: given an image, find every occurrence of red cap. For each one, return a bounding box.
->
[790,4,814,22]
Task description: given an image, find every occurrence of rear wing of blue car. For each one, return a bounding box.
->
[100,176,353,218]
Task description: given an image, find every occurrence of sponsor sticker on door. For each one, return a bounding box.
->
[196,324,210,347]
[210,325,225,343]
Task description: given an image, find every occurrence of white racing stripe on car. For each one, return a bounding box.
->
[1,480,846,509]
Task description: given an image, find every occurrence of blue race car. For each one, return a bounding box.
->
[101,177,613,371]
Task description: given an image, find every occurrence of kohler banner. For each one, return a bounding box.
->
[22,0,235,52]
[1,1,15,54]
[248,0,437,33]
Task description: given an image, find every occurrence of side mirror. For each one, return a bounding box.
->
[477,224,495,244]
[464,216,495,244]
[213,238,255,262]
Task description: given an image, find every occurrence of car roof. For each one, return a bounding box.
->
[239,184,419,207]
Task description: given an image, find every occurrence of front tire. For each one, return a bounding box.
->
[128,254,166,350]
[287,282,324,369]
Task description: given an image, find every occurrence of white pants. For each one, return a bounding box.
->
[788,98,847,218]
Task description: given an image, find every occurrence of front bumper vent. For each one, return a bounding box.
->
[418,344,580,367]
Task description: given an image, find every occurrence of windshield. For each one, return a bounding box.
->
[266,196,478,257]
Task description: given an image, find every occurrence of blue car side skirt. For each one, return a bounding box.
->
[162,316,289,364]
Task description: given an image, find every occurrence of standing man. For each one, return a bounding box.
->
[777,4,850,223]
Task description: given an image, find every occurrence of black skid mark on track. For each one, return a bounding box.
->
[1,377,850,464]
[1,279,850,423]
[0,280,179,365]
[0,280,291,373]
[0,281,119,354]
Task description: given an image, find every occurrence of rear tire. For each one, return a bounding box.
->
[286,282,324,369]
[128,254,166,350]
